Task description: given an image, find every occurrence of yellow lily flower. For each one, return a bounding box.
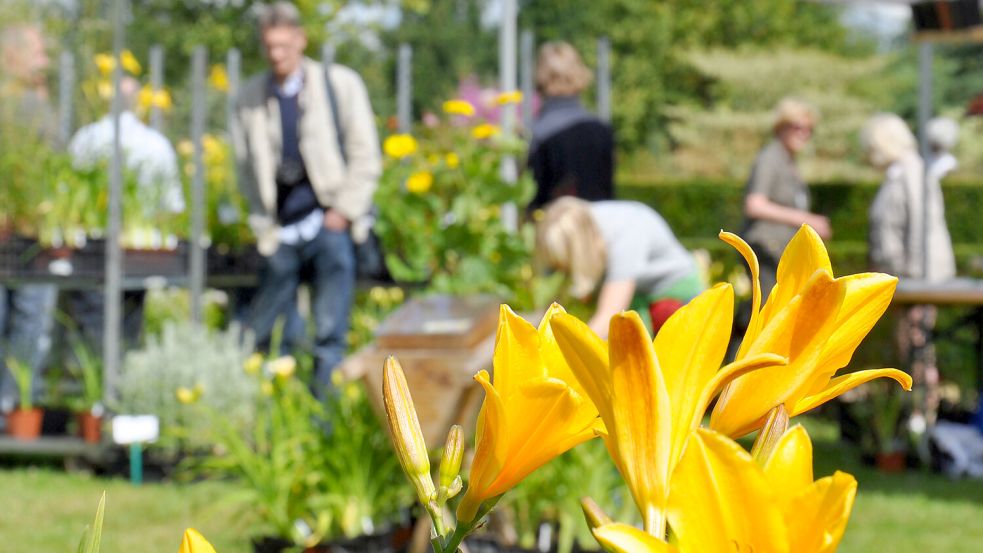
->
[178,528,216,553]
[471,123,500,140]
[456,304,601,524]
[94,53,115,76]
[550,285,786,535]
[711,226,912,437]
[209,64,230,92]
[120,49,142,75]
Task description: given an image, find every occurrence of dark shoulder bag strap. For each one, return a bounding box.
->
[323,65,347,164]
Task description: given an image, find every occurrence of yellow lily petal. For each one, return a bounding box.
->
[494,305,545,398]
[179,528,216,553]
[762,425,814,505]
[806,273,897,390]
[719,231,762,358]
[711,270,845,437]
[791,368,913,416]
[550,312,614,424]
[538,303,590,400]
[457,370,508,522]
[608,312,673,535]
[655,283,733,463]
[786,471,857,553]
[759,225,832,326]
[667,429,788,553]
[592,523,678,553]
[693,352,787,436]
[457,306,600,524]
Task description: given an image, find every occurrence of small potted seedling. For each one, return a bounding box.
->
[5,356,42,440]
[68,339,104,443]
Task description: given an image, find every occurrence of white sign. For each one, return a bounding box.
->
[112,415,160,445]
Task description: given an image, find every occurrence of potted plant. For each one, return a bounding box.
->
[68,338,104,443]
[846,380,906,472]
[5,356,43,440]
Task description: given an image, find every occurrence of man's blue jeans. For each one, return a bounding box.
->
[247,227,354,400]
[0,283,57,412]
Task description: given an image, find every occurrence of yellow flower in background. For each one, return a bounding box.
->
[445,152,460,168]
[442,99,476,117]
[138,85,172,111]
[260,380,274,396]
[178,528,217,553]
[426,153,440,166]
[471,123,499,140]
[495,90,523,105]
[209,64,229,92]
[269,356,296,380]
[710,226,912,438]
[243,353,263,375]
[94,53,115,76]
[176,384,204,405]
[177,140,194,157]
[456,304,601,524]
[96,79,113,100]
[120,49,141,75]
[152,88,172,110]
[550,289,785,535]
[406,171,433,194]
[383,133,418,158]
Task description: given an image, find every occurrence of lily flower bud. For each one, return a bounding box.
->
[439,424,465,492]
[750,404,790,465]
[383,356,436,505]
[581,497,613,530]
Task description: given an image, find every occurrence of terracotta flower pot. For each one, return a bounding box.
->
[876,451,906,473]
[7,408,43,440]
[77,411,102,443]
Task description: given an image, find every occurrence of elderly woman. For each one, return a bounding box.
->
[742,98,831,297]
[527,42,614,211]
[536,197,703,339]
[863,113,956,429]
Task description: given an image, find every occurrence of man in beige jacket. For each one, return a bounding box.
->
[233,2,380,396]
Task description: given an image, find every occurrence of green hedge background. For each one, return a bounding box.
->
[617,179,983,399]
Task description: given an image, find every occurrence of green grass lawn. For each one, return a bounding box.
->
[2,418,982,552]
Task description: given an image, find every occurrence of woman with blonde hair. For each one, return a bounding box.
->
[528,41,614,210]
[863,112,955,430]
[742,97,830,297]
[536,197,703,338]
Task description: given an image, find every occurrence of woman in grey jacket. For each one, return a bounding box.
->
[862,112,955,430]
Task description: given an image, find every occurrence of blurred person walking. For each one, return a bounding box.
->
[536,197,703,339]
[926,116,959,183]
[863,113,955,430]
[0,23,58,416]
[233,2,380,398]
[66,75,185,352]
[527,42,614,211]
[741,98,830,298]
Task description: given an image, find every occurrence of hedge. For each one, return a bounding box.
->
[618,179,983,275]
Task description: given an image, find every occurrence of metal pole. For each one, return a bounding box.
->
[189,46,207,323]
[597,36,611,123]
[226,48,241,133]
[321,42,335,71]
[149,44,164,131]
[917,42,932,280]
[103,0,126,405]
[499,0,518,230]
[397,43,412,133]
[519,29,534,137]
[57,50,74,147]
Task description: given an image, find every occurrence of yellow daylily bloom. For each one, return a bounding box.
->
[711,226,912,437]
[762,426,857,553]
[595,427,856,553]
[456,304,601,524]
[405,170,433,194]
[442,99,476,117]
[550,286,786,535]
[209,64,229,92]
[120,49,141,75]
[179,528,217,553]
[383,133,418,158]
[471,123,499,140]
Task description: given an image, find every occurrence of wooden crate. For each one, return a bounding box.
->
[340,294,500,445]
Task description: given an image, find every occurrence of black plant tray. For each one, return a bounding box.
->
[0,236,187,281]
